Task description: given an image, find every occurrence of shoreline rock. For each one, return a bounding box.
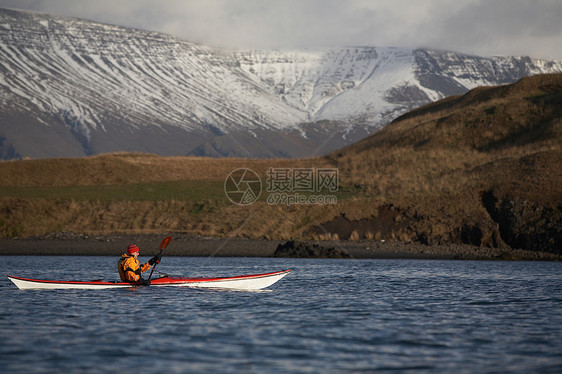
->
[273,240,352,259]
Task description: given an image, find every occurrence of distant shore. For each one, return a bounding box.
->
[0,233,560,261]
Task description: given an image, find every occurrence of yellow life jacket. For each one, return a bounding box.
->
[117,253,151,282]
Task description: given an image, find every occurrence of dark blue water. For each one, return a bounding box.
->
[1,256,562,373]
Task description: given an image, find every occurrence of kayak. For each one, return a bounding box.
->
[7,269,291,290]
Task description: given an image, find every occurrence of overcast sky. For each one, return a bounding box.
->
[2,0,562,60]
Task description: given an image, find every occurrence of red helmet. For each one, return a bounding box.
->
[127,244,139,254]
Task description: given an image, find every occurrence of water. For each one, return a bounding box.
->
[1,257,562,373]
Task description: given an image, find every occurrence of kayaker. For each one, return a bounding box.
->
[117,244,161,286]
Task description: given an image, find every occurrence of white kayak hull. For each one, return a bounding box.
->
[7,270,291,290]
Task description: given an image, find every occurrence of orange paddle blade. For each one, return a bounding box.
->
[159,236,172,250]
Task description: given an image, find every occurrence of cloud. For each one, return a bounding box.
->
[421,0,562,58]
[1,0,561,59]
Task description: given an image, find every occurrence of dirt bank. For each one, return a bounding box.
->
[0,233,560,261]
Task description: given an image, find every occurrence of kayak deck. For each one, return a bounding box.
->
[7,270,291,290]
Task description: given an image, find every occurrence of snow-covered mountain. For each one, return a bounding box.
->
[2,8,562,159]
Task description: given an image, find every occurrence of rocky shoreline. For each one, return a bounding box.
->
[0,232,560,261]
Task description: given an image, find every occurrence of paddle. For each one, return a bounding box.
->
[148,236,171,281]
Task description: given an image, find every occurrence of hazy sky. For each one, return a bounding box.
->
[2,0,562,60]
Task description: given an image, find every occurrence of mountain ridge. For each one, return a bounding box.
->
[2,8,562,159]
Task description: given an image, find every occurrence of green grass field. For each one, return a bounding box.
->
[0,180,226,202]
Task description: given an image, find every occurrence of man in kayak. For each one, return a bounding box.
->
[118,244,161,286]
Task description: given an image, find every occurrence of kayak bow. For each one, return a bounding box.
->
[7,270,291,290]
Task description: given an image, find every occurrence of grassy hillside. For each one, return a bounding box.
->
[328,73,562,253]
[1,74,561,254]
